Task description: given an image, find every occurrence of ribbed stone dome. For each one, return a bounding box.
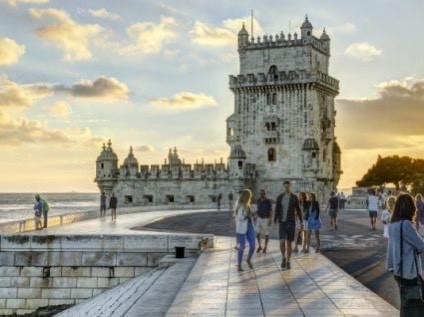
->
[123,147,138,167]
[230,144,247,159]
[302,138,319,151]
[97,140,118,162]
[301,16,313,29]
[320,28,330,41]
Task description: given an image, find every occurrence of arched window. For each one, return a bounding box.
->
[266,93,271,105]
[268,65,278,81]
[272,93,277,105]
[101,163,104,169]
[265,122,270,131]
[268,148,276,162]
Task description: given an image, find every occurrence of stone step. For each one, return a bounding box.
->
[56,257,195,317]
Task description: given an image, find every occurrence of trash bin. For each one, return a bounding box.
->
[175,246,185,258]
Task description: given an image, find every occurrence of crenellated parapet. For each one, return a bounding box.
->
[229,70,339,93]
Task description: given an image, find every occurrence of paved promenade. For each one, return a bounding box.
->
[23,209,399,316]
[166,237,399,317]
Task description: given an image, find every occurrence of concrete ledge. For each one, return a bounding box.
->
[0,204,218,235]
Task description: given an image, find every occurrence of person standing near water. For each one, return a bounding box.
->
[35,194,49,228]
[109,193,118,221]
[100,192,107,220]
[217,193,222,211]
[33,196,43,230]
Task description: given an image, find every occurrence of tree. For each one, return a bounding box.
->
[356,155,418,191]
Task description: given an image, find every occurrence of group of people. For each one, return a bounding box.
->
[100,192,118,221]
[233,181,324,272]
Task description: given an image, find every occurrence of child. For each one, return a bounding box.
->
[33,200,43,230]
[381,196,395,238]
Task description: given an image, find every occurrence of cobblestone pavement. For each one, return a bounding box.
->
[166,237,399,317]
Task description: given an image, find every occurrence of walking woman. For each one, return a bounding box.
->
[387,194,424,316]
[233,189,256,272]
[295,192,307,253]
[303,192,322,253]
[381,196,395,239]
[415,194,424,234]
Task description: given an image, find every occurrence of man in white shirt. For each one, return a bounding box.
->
[367,189,379,230]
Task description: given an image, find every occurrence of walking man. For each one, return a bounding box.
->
[35,194,49,228]
[274,181,303,270]
[228,192,234,210]
[109,193,118,221]
[326,192,339,230]
[217,193,222,211]
[100,192,107,219]
[367,189,379,230]
[256,189,272,254]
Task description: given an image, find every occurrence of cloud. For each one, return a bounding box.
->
[222,16,263,35]
[345,42,382,62]
[117,16,178,55]
[190,21,235,46]
[29,8,103,61]
[337,78,424,150]
[0,38,26,66]
[88,8,120,21]
[0,76,52,108]
[151,91,217,110]
[0,112,102,146]
[190,16,263,47]
[55,76,129,101]
[48,101,72,118]
[7,0,48,6]
[135,145,155,153]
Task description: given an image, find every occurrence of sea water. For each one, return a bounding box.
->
[0,193,99,223]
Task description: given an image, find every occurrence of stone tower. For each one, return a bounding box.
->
[227,15,342,200]
[95,140,118,195]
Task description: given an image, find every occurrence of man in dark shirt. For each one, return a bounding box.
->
[326,191,339,230]
[256,189,272,254]
[109,193,118,221]
[274,181,303,269]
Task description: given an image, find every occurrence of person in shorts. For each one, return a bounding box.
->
[274,181,303,270]
[326,192,339,230]
[255,189,272,254]
[367,189,379,230]
[100,192,107,219]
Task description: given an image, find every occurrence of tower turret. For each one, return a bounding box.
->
[122,146,139,178]
[238,23,249,50]
[95,139,118,194]
[300,15,313,39]
[320,28,330,52]
[228,144,247,178]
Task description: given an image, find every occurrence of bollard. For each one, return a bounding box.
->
[175,246,185,258]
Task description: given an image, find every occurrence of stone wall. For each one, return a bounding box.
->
[0,233,213,315]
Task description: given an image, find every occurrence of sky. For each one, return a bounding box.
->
[1,0,424,193]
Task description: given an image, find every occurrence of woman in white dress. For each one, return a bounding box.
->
[381,196,395,238]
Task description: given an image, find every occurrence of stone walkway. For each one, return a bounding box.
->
[166,237,399,317]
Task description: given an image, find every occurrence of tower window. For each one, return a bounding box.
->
[272,93,277,105]
[266,93,271,105]
[312,152,316,158]
[307,31,311,36]
[238,161,243,168]
[101,163,104,169]
[268,148,276,162]
[271,122,276,131]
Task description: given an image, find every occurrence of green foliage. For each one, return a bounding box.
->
[356,155,424,192]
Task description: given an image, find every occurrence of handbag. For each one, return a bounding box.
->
[397,220,424,302]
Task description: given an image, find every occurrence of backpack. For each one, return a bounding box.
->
[41,199,49,212]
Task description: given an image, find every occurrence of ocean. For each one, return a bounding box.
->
[0,193,99,223]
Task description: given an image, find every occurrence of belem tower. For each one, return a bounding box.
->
[95,16,342,205]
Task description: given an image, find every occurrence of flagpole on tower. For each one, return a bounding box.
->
[251,9,254,41]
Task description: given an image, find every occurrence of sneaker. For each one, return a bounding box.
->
[257,246,262,253]
[286,262,291,270]
[237,265,243,272]
[281,258,286,269]
[246,259,253,269]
